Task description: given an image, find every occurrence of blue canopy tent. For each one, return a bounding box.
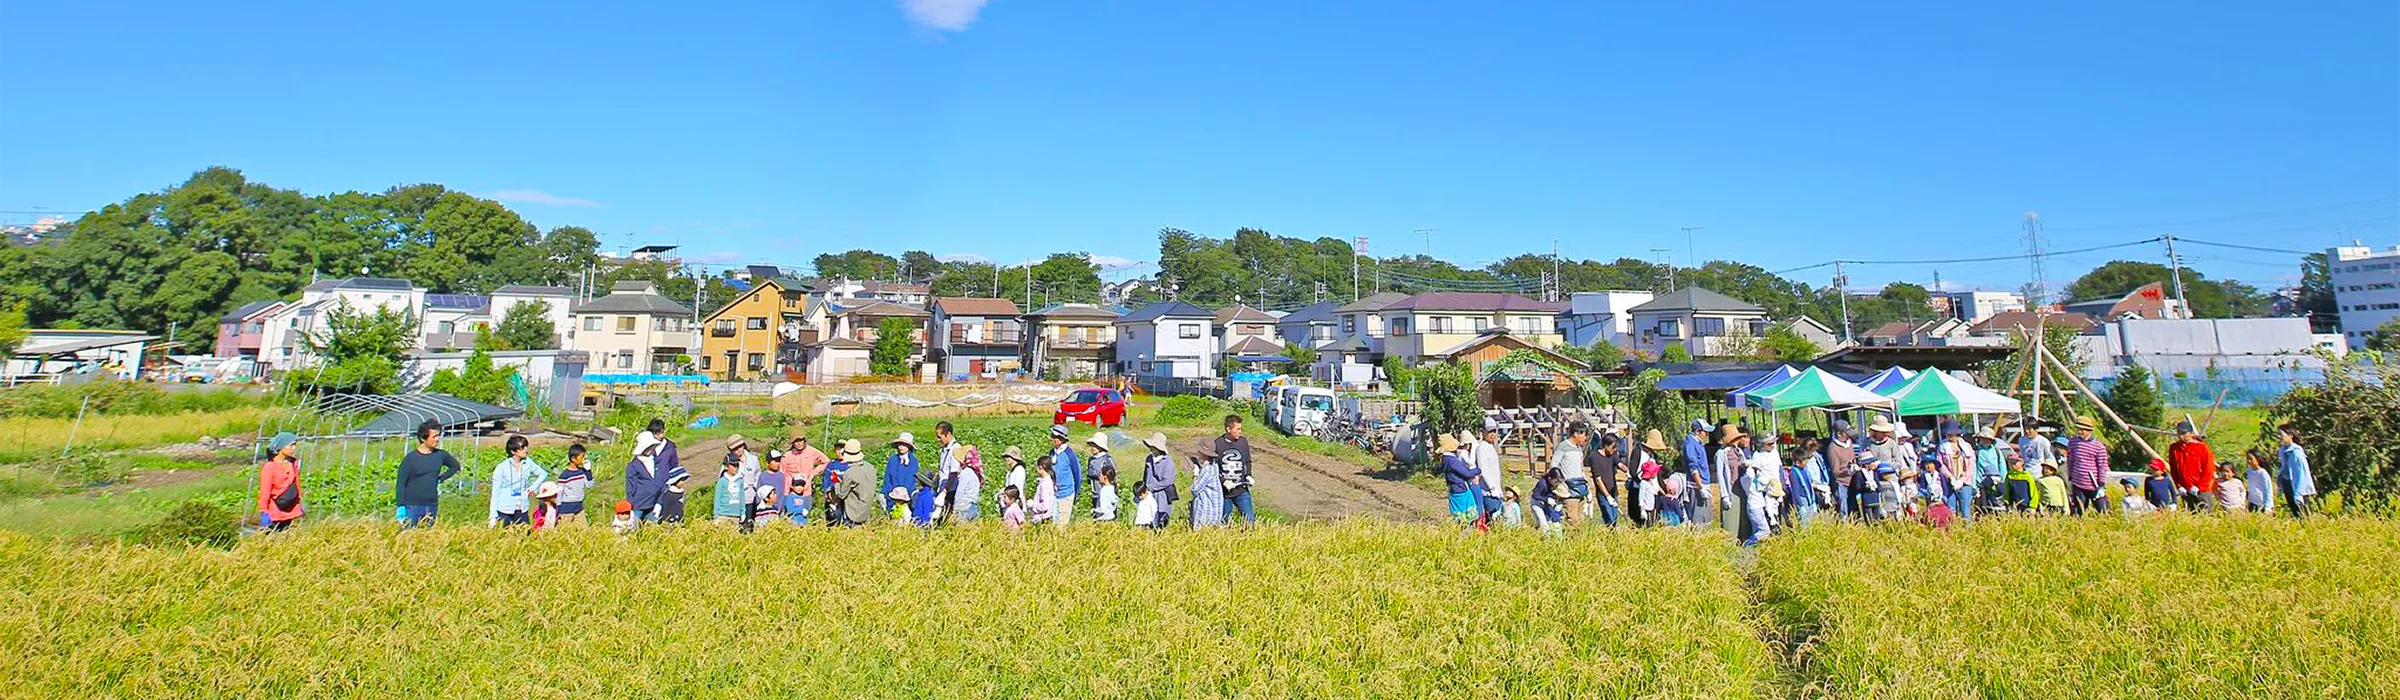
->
[1725,365,1801,408]
[1860,366,1917,395]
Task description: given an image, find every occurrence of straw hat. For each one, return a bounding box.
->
[1719,424,1746,442]
[1002,445,1025,462]
[838,439,864,460]
[1143,432,1171,453]
[1974,427,1997,441]
[726,434,747,451]
[2074,416,2099,432]
[1642,429,1669,452]
[533,482,561,500]
[1436,434,1462,453]
[788,427,810,441]
[1867,417,1896,434]
[891,432,915,447]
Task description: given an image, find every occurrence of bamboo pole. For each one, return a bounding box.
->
[2037,342,2164,463]
[2027,318,2046,430]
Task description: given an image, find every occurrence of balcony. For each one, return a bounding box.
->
[709,326,739,338]
[948,328,1023,346]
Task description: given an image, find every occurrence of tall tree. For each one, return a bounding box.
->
[0,301,27,358]
[869,317,919,376]
[2063,260,2269,319]
[495,300,559,350]
[813,249,900,280]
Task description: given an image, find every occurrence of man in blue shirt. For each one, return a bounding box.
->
[1682,419,1713,526]
[2276,423,2315,517]
[1048,424,1081,526]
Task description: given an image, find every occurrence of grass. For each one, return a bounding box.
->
[0,522,1772,698]
[0,407,266,464]
[0,468,252,541]
[1755,515,2400,699]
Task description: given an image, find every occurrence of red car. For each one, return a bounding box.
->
[1055,387,1127,427]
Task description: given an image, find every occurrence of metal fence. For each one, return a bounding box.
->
[2086,365,2326,408]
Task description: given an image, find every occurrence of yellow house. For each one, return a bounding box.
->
[698,276,814,381]
[1378,292,1568,364]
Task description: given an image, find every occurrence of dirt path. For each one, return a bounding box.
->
[1245,441,1445,523]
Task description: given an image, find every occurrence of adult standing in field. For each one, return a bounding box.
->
[2167,421,2218,511]
[1681,420,1713,526]
[1475,426,1508,527]
[644,418,681,486]
[933,421,961,523]
[2275,424,2315,517]
[1140,432,1177,530]
[950,444,985,522]
[395,419,462,528]
[1548,424,1590,525]
[883,432,924,521]
[1190,439,1226,528]
[1740,431,1776,545]
[1586,430,1626,527]
[2064,417,2110,516]
[1937,428,1974,522]
[1716,424,1751,540]
[255,431,304,532]
[1437,433,1482,523]
[831,439,879,526]
[488,435,551,527]
[1825,420,1856,519]
[1217,415,1257,526]
[1084,433,1117,522]
[625,432,667,522]
[778,432,828,526]
[1047,425,1082,527]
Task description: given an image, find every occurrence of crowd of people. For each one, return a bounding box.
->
[250,414,1265,533]
[1426,411,2324,545]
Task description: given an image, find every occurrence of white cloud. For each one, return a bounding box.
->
[483,189,603,208]
[936,253,990,264]
[898,0,988,33]
[1088,254,1143,271]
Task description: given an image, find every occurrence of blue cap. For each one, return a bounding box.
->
[1690,419,1713,432]
[266,431,299,454]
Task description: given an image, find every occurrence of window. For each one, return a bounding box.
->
[583,316,601,331]
[1749,319,1772,337]
[1695,317,1726,337]
[1178,323,1202,339]
[747,317,767,330]
[1656,319,1682,338]
[713,320,736,334]
[617,316,637,332]
[615,351,634,369]
[1469,317,1489,332]
[438,321,456,334]
[700,355,712,370]
[1390,317,1409,336]
[1310,325,1333,341]
[747,353,765,370]
[1124,328,1137,340]
[1342,317,1357,335]
[1515,317,1543,334]
[1427,316,1452,333]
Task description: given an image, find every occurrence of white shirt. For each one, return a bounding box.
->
[1470,438,1504,492]
[1004,462,1028,500]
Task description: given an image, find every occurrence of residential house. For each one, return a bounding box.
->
[1859,318,1969,347]
[1964,310,2100,338]
[1623,287,1772,358]
[812,278,931,306]
[698,276,815,381]
[1558,290,1657,348]
[213,300,285,361]
[1378,292,1567,365]
[812,300,931,380]
[1331,292,1408,361]
[570,281,696,375]
[928,296,1025,378]
[1022,303,1119,380]
[1779,315,1841,351]
[1937,290,2028,323]
[1275,301,1341,351]
[1114,300,1217,379]
[420,293,492,351]
[488,285,577,347]
[1215,304,1282,360]
[2062,282,2186,322]
[258,277,427,372]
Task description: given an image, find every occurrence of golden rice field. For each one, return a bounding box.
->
[1756,516,2400,699]
[0,407,266,462]
[0,522,1772,699]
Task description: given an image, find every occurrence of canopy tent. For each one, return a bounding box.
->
[1887,369,2022,416]
[1747,367,1895,411]
[1860,366,1917,395]
[1724,365,1801,408]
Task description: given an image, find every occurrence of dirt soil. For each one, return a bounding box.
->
[1243,441,1444,523]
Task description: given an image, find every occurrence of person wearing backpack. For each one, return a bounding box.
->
[255,431,305,532]
[1140,432,1177,530]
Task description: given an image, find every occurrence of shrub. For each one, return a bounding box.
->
[130,501,240,549]
[1151,395,1226,426]
[0,381,259,419]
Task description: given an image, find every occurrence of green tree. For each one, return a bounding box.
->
[1558,341,1625,372]
[2261,352,2400,507]
[294,300,420,394]
[1417,361,1482,439]
[1763,327,1823,362]
[425,337,521,405]
[1281,341,1319,376]
[2300,252,2336,329]
[0,300,27,358]
[1660,343,1692,363]
[814,250,900,280]
[869,317,919,376]
[2103,364,2168,468]
[494,300,558,350]
[2369,319,2400,352]
[2063,260,2270,319]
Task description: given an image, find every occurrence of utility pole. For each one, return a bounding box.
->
[2164,234,2191,319]
[1351,236,1368,300]
[1415,228,1436,258]
[1649,248,1674,292]
[1025,261,1034,310]
[1834,260,1853,343]
[1681,226,1704,272]
[1551,239,1563,302]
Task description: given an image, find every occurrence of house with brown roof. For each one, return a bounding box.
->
[928,296,1024,379]
[2062,282,2185,321]
[1965,310,2101,337]
[1858,317,1968,347]
[1214,304,1281,358]
[1376,292,1567,365]
[1022,303,1119,380]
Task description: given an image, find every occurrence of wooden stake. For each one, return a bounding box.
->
[2037,342,2164,463]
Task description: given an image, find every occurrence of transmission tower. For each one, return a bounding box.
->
[2023,212,2048,309]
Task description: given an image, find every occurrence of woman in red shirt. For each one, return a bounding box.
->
[255,432,304,531]
[2167,421,2218,510]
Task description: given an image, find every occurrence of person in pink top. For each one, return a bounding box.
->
[2063,417,2111,515]
[255,431,304,532]
[779,432,830,525]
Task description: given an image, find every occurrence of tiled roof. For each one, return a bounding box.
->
[931,297,1023,317]
[1277,301,1341,325]
[1383,292,1566,313]
[1026,303,1120,320]
[577,290,692,315]
[219,300,281,323]
[1214,304,1278,324]
[492,284,574,296]
[1623,287,1765,314]
[1334,292,1408,314]
[1117,300,1215,323]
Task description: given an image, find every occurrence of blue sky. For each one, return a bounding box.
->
[3,1,2395,292]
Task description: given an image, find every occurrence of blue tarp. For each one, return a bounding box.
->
[1725,365,1801,408]
[584,373,711,385]
[1657,366,1875,394]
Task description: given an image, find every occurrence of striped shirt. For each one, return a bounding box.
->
[2065,437,2108,491]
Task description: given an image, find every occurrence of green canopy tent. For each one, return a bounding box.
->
[1749,366,1895,412]
[1886,369,2021,416]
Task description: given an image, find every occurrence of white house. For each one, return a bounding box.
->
[1114,300,1218,379]
[258,277,428,372]
[1624,286,1772,358]
[1558,290,1656,348]
[1937,290,2027,323]
[1332,292,1407,361]
[489,285,578,346]
[1275,301,1341,351]
[568,281,696,375]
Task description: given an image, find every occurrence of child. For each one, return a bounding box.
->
[2244,452,2274,513]
[659,461,691,524]
[1532,469,1567,537]
[2005,458,2038,512]
[1091,459,1119,522]
[1029,457,1057,524]
[2120,477,2155,515]
[2144,459,2177,512]
[1659,468,1687,526]
[530,482,561,531]
[753,462,787,526]
[1501,487,1525,527]
[1002,446,1029,504]
[1000,486,1026,529]
[611,500,639,535]
[2037,462,2070,515]
[554,444,594,526]
[2214,464,2246,512]
[713,457,747,526]
[887,488,911,521]
[1878,463,1905,521]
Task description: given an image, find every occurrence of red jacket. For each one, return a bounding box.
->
[256,458,304,523]
[2167,439,2217,492]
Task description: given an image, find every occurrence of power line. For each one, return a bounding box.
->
[2174,237,2318,256]
[1768,236,2164,276]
